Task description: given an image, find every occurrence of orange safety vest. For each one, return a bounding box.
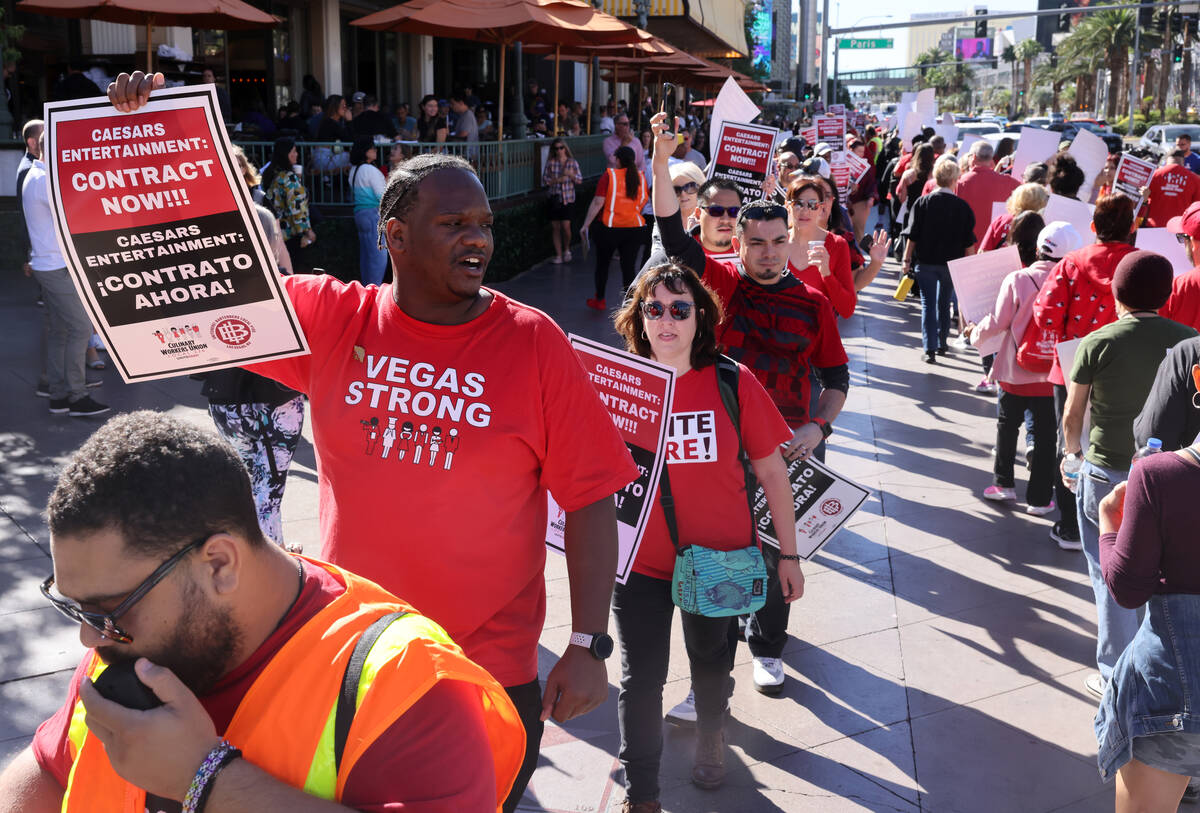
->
[601,167,648,228]
[60,556,525,812]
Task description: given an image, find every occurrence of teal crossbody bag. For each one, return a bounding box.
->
[663,357,767,617]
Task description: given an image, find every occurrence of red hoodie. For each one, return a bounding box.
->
[1029,241,1139,386]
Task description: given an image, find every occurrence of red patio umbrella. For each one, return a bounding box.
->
[16,0,277,71]
[352,0,646,139]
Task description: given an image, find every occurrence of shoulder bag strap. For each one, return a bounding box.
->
[657,464,683,554]
[333,611,406,773]
[715,356,762,546]
[1183,446,1200,466]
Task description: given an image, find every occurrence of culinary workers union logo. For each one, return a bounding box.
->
[210,316,254,347]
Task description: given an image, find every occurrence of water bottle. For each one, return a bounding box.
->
[1062,452,1082,493]
[1133,437,1163,462]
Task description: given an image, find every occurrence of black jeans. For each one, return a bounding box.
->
[994,390,1057,507]
[743,543,790,658]
[1053,383,1079,534]
[594,223,644,300]
[501,679,544,813]
[613,572,736,803]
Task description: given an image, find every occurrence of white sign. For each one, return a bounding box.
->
[900,111,923,148]
[1057,337,1091,450]
[1136,227,1194,277]
[915,88,937,126]
[960,133,983,154]
[751,453,871,559]
[991,199,1008,225]
[1068,128,1110,203]
[709,76,760,158]
[1043,194,1096,245]
[947,245,1024,325]
[1010,126,1062,181]
[933,124,959,145]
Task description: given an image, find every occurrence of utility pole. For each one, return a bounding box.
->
[1129,19,1139,127]
[819,0,829,104]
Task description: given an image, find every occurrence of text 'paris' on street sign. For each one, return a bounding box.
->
[838,38,894,49]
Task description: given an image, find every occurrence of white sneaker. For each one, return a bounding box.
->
[1084,672,1106,700]
[665,690,697,726]
[752,657,785,695]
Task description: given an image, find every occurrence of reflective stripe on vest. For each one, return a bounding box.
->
[61,557,525,812]
[602,167,647,228]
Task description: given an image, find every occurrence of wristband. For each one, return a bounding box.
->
[183,739,242,813]
[779,554,801,562]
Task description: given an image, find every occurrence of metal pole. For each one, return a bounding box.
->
[1129,19,1139,128]
[833,36,840,106]
[820,0,829,105]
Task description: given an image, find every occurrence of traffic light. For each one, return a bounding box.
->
[1058,9,1070,33]
[975,5,987,38]
[1175,43,1185,63]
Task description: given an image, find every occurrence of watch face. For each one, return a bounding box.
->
[591,633,615,659]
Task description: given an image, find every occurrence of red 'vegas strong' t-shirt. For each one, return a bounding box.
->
[249,277,637,686]
[633,362,791,580]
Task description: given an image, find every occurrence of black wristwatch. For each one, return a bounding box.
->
[812,417,833,439]
[569,631,614,660]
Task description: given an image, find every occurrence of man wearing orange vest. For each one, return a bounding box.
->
[0,412,524,813]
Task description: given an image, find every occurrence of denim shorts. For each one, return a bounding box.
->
[1131,731,1200,775]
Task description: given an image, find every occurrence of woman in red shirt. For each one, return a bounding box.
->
[784,177,856,318]
[610,263,803,811]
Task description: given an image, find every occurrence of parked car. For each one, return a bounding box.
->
[957,122,1002,137]
[1138,123,1200,157]
[1023,117,1051,128]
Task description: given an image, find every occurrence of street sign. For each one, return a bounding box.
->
[838,38,894,49]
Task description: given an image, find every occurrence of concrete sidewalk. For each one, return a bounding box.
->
[0,256,1116,812]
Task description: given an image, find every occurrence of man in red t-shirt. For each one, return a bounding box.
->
[106,72,639,813]
[956,140,1020,248]
[649,112,850,699]
[1144,150,1200,228]
[1163,201,1200,329]
[0,413,513,812]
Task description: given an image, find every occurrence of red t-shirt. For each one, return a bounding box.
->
[955,167,1020,246]
[1146,165,1200,228]
[249,277,637,686]
[634,363,791,580]
[787,232,857,318]
[32,561,497,811]
[1162,267,1200,330]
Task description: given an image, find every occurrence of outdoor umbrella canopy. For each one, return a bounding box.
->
[352,0,646,139]
[15,0,277,70]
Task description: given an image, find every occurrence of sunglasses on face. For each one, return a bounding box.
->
[553,145,566,151]
[1178,232,1192,245]
[702,205,740,218]
[41,536,209,645]
[673,182,699,195]
[641,300,694,321]
[779,162,800,171]
[790,198,822,211]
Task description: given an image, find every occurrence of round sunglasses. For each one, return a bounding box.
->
[641,300,694,321]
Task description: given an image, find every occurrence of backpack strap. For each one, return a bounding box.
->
[333,611,407,773]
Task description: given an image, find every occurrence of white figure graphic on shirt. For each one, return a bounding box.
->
[443,428,460,471]
[380,417,398,459]
[397,421,414,462]
[413,423,429,465]
[428,426,443,467]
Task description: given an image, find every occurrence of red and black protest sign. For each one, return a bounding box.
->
[546,336,675,584]
[45,85,308,382]
[1113,153,1157,213]
[815,115,846,155]
[706,120,780,202]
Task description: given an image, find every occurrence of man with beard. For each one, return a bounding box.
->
[649,111,849,707]
[103,72,637,813]
[0,412,524,812]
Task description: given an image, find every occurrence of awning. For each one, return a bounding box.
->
[601,0,747,59]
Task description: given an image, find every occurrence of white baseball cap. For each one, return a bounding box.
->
[799,156,831,180]
[1037,221,1083,259]
[813,142,833,158]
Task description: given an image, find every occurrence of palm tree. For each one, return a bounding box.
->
[1066,6,1137,119]
[1001,44,1018,117]
[1016,39,1042,116]
[914,47,951,89]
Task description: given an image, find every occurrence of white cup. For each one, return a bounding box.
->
[293,164,304,175]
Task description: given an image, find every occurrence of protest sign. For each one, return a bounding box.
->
[900,111,923,148]
[44,85,308,382]
[947,245,1022,325]
[1113,153,1156,211]
[898,91,917,113]
[991,200,1007,224]
[829,157,852,205]
[1136,228,1193,277]
[546,336,675,584]
[827,103,846,117]
[915,88,937,125]
[960,133,983,155]
[708,76,760,160]
[1010,126,1061,181]
[1068,128,1109,203]
[815,115,846,154]
[932,124,959,146]
[799,125,817,148]
[752,454,871,559]
[840,150,871,184]
[707,120,779,202]
[1043,194,1096,245]
[1056,338,1090,449]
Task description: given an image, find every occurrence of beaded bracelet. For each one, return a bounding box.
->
[182,739,242,813]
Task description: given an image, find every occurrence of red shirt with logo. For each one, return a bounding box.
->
[249,277,637,686]
[633,362,791,580]
[32,561,496,812]
[1146,165,1200,228]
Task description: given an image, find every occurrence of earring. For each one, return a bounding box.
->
[1192,392,1200,410]
[641,329,647,340]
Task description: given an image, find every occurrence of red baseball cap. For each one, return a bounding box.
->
[1167,201,1200,240]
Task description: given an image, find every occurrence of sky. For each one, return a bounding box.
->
[822,0,1040,73]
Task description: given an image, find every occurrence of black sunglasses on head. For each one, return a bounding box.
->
[641,300,694,321]
[41,536,210,645]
